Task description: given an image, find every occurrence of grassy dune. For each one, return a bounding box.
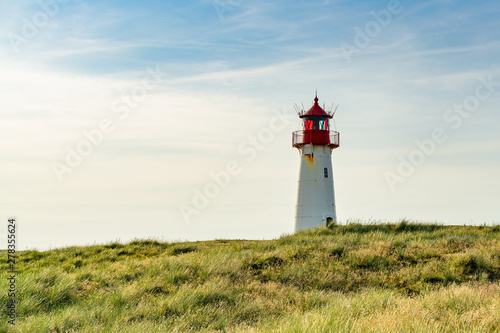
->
[1,221,500,332]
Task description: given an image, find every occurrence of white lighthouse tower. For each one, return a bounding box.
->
[292,94,340,232]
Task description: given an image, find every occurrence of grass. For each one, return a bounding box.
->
[1,221,500,332]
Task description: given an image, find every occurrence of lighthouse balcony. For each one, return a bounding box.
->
[292,130,340,148]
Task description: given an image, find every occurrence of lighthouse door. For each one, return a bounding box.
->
[326,217,334,227]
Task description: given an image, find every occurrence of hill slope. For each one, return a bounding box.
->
[1,222,500,332]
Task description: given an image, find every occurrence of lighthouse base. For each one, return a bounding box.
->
[294,144,337,232]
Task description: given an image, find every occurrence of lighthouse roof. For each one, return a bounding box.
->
[300,95,332,118]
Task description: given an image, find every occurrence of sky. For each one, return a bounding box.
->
[0,0,499,251]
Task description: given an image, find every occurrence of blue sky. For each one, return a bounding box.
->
[1,0,499,250]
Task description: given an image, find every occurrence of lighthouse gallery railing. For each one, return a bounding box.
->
[292,130,340,148]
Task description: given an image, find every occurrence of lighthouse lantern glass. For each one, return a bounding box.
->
[303,117,328,131]
[319,119,328,130]
[305,119,313,130]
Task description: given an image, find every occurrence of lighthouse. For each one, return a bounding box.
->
[292,94,340,232]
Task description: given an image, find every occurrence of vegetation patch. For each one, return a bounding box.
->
[169,245,197,256]
[1,222,500,332]
[247,256,285,270]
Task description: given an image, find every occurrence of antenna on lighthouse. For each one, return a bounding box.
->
[333,104,339,116]
[328,102,335,113]
[294,103,300,115]
[332,105,339,130]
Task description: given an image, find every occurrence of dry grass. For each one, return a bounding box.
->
[252,283,500,333]
[1,221,500,332]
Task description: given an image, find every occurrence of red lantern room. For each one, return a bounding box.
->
[292,94,340,149]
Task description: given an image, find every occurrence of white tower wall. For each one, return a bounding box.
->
[294,144,336,232]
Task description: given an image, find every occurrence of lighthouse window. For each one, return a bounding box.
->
[319,120,325,130]
[324,167,328,178]
[318,119,328,130]
[305,120,313,130]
